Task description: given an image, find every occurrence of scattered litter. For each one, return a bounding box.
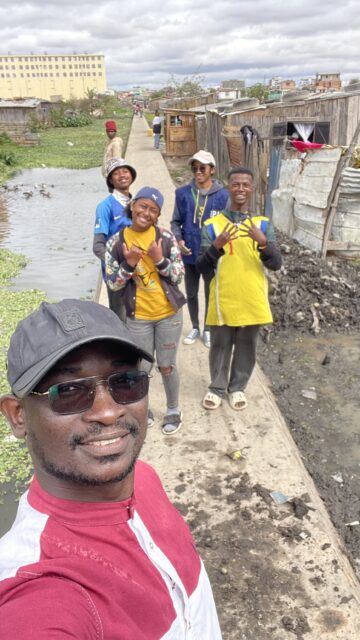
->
[270,491,289,505]
[226,449,243,461]
[301,389,317,401]
[345,521,360,527]
[67,141,74,146]
[299,531,309,540]
[321,354,331,365]
[331,472,344,484]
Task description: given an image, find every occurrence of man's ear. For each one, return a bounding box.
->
[0,395,27,439]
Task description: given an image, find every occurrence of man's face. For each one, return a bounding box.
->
[191,162,213,187]
[228,173,254,210]
[18,342,148,500]
[106,129,116,140]
[110,167,133,192]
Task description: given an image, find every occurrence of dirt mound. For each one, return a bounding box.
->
[268,232,360,334]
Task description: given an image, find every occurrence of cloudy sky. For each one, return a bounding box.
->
[1,0,359,90]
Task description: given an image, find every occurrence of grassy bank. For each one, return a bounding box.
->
[0,250,46,495]
[0,104,132,185]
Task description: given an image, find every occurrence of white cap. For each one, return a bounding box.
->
[188,150,216,167]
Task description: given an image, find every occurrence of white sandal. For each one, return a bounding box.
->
[202,391,222,410]
[228,391,247,411]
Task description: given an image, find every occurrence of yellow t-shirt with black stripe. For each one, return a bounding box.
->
[204,213,273,327]
[123,226,174,320]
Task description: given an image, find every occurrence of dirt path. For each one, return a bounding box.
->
[100,121,360,639]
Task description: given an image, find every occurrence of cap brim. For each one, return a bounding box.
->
[13,335,153,399]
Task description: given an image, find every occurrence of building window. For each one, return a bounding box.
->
[63,72,67,77]
[98,72,102,76]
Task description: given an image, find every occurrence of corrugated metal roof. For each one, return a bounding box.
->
[0,99,40,108]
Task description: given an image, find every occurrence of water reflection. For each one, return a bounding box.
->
[0,167,105,299]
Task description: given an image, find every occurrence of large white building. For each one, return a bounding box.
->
[0,53,106,101]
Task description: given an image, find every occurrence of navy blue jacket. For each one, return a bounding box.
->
[170,180,229,265]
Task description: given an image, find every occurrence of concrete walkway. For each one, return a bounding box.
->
[99,116,360,639]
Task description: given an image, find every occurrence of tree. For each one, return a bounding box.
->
[169,72,205,97]
[246,83,269,103]
[349,78,360,85]
[150,72,206,100]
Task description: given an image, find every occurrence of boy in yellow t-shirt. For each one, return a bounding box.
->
[196,167,282,412]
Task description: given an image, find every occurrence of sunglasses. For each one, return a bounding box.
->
[30,371,149,415]
[191,164,209,174]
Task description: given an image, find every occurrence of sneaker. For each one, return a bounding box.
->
[147,410,154,428]
[161,412,182,436]
[202,330,211,348]
[183,328,200,345]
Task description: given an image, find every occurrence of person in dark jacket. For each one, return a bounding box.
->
[171,150,228,349]
[105,187,186,436]
[196,166,282,412]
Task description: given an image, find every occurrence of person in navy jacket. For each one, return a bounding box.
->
[171,150,228,348]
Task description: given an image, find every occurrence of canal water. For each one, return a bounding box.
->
[0,166,106,534]
[0,166,104,299]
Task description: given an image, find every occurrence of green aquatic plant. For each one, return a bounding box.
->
[0,250,45,499]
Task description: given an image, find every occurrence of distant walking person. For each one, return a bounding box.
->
[93,158,136,317]
[152,110,162,149]
[171,151,228,348]
[101,120,124,177]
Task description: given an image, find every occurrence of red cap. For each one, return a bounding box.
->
[105,120,117,131]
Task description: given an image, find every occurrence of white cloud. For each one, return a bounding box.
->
[0,0,360,88]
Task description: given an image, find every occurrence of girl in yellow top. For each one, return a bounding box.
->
[106,187,186,435]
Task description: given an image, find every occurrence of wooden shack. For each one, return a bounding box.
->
[205,90,360,180]
[0,99,43,143]
[163,108,197,157]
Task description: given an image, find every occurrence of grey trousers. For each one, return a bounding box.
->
[126,310,183,410]
[208,325,260,397]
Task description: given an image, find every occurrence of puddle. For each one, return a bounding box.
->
[0,167,105,299]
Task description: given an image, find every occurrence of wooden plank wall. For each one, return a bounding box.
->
[205,93,360,190]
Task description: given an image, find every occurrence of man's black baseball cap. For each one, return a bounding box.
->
[7,299,153,398]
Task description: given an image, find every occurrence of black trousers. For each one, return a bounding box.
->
[107,287,126,322]
[209,325,260,396]
[184,263,213,332]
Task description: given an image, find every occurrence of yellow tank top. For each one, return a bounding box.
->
[204,213,273,326]
[124,226,174,320]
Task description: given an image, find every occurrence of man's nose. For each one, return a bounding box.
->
[85,384,125,424]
